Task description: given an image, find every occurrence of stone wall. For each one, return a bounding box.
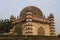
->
[0,35,60,40]
[32,22,50,36]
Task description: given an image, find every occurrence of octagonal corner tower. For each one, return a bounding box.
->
[9,6,56,36]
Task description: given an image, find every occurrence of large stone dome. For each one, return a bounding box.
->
[20,6,43,18]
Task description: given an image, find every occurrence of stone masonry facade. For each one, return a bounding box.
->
[9,6,56,36]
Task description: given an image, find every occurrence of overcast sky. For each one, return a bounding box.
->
[0,0,60,35]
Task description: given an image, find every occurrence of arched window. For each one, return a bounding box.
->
[38,27,45,36]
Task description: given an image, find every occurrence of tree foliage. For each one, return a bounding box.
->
[0,19,12,33]
[57,34,60,36]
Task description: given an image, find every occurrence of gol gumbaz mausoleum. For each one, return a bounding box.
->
[0,6,59,40]
[9,6,55,36]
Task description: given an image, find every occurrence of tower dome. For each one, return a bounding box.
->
[20,6,43,18]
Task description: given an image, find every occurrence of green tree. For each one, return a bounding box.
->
[0,19,12,33]
[58,34,60,36]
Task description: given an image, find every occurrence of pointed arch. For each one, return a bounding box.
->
[38,27,45,36]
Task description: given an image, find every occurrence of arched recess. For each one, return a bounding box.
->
[38,27,45,36]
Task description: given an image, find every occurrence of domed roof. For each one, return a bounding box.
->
[20,6,43,18]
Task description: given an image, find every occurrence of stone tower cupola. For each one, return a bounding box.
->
[48,13,56,36]
[10,15,16,22]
